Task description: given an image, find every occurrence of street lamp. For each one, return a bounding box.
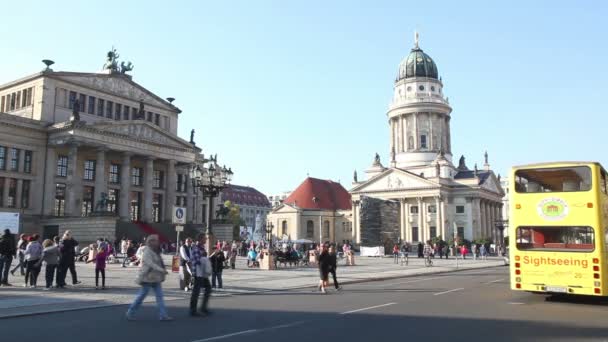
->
[189,156,233,250]
[265,221,274,249]
[494,219,508,256]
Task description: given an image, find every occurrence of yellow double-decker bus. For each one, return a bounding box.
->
[509,162,608,296]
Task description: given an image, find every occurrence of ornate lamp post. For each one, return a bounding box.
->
[265,221,274,249]
[189,156,233,251]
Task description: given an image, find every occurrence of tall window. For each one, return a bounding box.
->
[9,148,19,171]
[0,146,6,170]
[175,196,187,206]
[106,101,113,119]
[457,227,465,239]
[78,94,86,112]
[154,113,160,126]
[21,180,30,208]
[131,167,143,186]
[147,112,153,122]
[81,186,94,216]
[26,88,32,107]
[410,205,419,214]
[420,135,427,149]
[130,192,141,221]
[412,227,419,242]
[430,226,437,238]
[7,179,16,208]
[107,189,119,214]
[97,99,105,116]
[153,170,164,189]
[84,160,96,180]
[0,178,3,206]
[57,155,68,177]
[21,89,27,107]
[456,205,465,214]
[176,174,186,192]
[109,164,120,183]
[68,91,77,109]
[123,105,130,120]
[24,150,32,173]
[88,96,96,114]
[428,205,437,213]
[306,220,314,238]
[15,92,21,109]
[152,194,162,223]
[54,183,66,217]
[323,220,330,238]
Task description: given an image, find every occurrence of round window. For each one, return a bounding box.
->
[407,86,412,92]
[418,85,425,91]
[431,86,435,92]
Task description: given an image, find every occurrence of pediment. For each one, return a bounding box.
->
[481,173,504,195]
[351,168,438,193]
[52,73,178,113]
[271,203,298,214]
[87,121,195,150]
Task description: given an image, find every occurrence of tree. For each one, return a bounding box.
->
[220,201,245,240]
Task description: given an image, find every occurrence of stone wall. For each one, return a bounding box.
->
[359,196,401,250]
[40,216,118,246]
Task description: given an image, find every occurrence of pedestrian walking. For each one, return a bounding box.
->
[24,234,42,287]
[471,244,477,260]
[10,234,28,277]
[57,231,80,287]
[189,234,212,317]
[392,244,399,264]
[88,244,109,289]
[480,245,487,260]
[209,246,225,289]
[39,239,59,290]
[417,242,424,258]
[442,245,449,259]
[126,235,172,321]
[460,245,468,259]
[423,240,434,267]
[229,247,237,270]
[179,238,193,291]
[0,229,16,286]
[317,243,331,294]
[328,246,341,291]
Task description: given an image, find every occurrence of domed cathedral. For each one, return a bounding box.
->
[350,33,504,251]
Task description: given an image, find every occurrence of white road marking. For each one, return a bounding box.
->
[381,276,444,286]
[508,302,525,305]
[191,329,258,342]
[340,302,397,315]
[484,278,505,284]
[433,288,464,296]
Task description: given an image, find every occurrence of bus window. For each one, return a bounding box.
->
[601,171,607,194]
[516,226,594,251]
[515,166,591,193]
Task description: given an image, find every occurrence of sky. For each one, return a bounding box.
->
[1,0,607,195]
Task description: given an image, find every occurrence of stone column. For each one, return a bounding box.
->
[389,119,395,155]
[94,148,107,207]
[42,146,57,216]
[142,157,154,222]
[354,201,361,244]
[405,202,410,242]
[119,153,131,221]
[435,197,442,239]
[440,198,447,239]
[186,174,194,223]
[15,179,23,209]
[413,114,418,149]
[472,198,481,240]
[417,197,423,242]
[18,149,25,173]
[164,160,176,223]
[65,144,81,217]
[399,199,406,241]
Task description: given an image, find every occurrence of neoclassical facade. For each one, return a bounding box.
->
[0,55,221,243]
[350,36,504,247]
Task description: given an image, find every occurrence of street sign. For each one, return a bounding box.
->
[175,225,184,232]
[172,206,186,224]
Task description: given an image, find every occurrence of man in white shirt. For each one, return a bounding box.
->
[179,238,193,291]
[190,234,212,317]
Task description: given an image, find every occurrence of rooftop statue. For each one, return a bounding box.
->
[102,47,134,74]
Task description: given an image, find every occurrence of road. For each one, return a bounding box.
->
[3,267,608,342]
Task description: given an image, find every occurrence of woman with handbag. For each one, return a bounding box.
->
[126,235,172,321]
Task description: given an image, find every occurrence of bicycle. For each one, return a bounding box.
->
[424,255,433,267]
[400,252,409,266]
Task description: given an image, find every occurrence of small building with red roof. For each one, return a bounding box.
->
[267,177,353,243]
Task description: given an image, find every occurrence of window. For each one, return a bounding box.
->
[147,112,153,122]
[131,167,143,186]
[420,135,427,149]
[15,92,21,109]
[418,85,425,91]
[154,113,160,126]
[323,221,330,238]
[115,103,122,120]
[456,205,465,214]
[78,94,86,112]
[176,174,187,192]
[152,194,162,223]
[123,105,130,120]
[24,150,32,173]
[515,166,592,193]
[428,205,437,213]
[57,155,68,177]
[107,188,119,214]
[516,226,594,252]
[431,86,436,92]
[601,171,607,195]
[0,178,3,206]
[54,183,66,217]
[0,146,5,170]
[21,89,27,107]
[130,192,141,221]
[88,96,96,114]
[7,179,16,208]
[457,227,465,239]
[175,196,187,207]
[84,160,96,180]
[68,91,77,109]
[21,180,30,208]
[412,227,419,242]
[306,220,314,238]
[106,101,113,119]
[410,206,419,214]
[430,226,437,238]
[153,170,164,189]
[97,99,105,116]
[109,164,120,184]
[9,148,19,171]
[81,186,94,216]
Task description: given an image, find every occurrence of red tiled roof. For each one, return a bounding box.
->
[222,184,271,207]
[284,177,351,210]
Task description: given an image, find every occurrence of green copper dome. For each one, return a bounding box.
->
[396,47,438,81]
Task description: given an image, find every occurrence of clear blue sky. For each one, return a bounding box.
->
[1,1,607,195]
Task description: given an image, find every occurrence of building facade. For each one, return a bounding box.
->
[220,184,271,229]
[350,35,504,248]
[268,191,291,208]
[0,53,222,244]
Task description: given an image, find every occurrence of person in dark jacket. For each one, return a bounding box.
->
[417,242,424,258]
[57,230,80,288]
[10,234,28,276]
[328,246,341,291]
[317,244,331,294]
[209,247,225,289]
[0,229,16,286]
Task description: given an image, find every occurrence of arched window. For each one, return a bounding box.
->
[323,220,330,239]
[281,220,287,236]
[306,220,314,238]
